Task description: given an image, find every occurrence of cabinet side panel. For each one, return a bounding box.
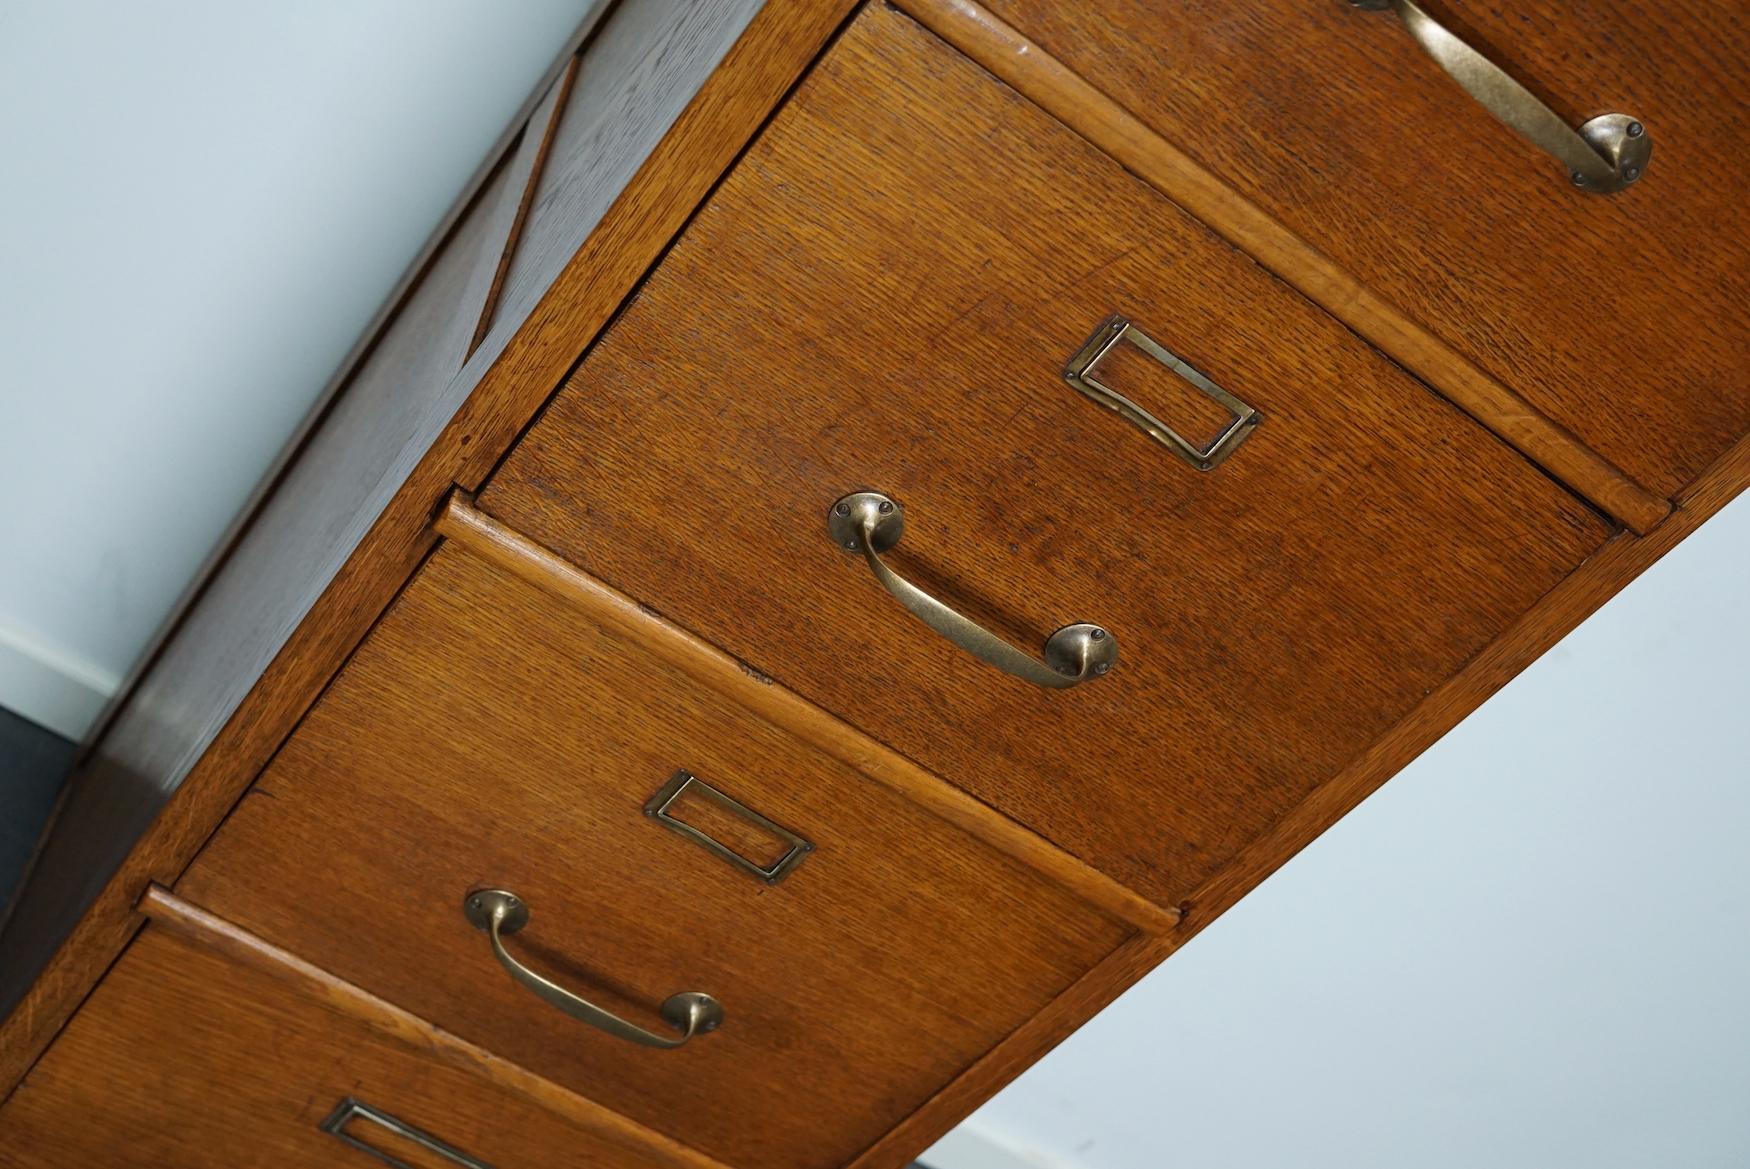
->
[0,0,855,1099]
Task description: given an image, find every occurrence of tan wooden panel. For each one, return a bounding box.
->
[889,0,1671,534]
[478,4,1612,908]
[0,926,664,1169]
[973,0,1750,499]
[0,0,857,1102]
[177,545,1127,1169]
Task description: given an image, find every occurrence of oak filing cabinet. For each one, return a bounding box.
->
[2,2,1745,1166]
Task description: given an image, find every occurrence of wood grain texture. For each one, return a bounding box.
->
[480,3,1611,908]
[836,437,1750,1169]
[891,0,1671,536]
[0,907,691,1169]
[968,0,1750,502]
[436,493,1175,934]
[5,7,1738,1164]
[1180,428,1750,939]
[845,930,1178,1169]
[130,887,733,1169]
[1,0,856,1103]
[176,542,1130,1169]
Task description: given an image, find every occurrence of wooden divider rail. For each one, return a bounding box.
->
[3,2,1745,1167]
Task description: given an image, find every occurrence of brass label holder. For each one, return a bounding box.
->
[643,769,815,885]
[320,1098,495,1169]
[1063,314,1260,471]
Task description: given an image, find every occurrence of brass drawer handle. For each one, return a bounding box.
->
[463,889,724,1049]
[827,491,1118,689]
[1351,0,1650,194]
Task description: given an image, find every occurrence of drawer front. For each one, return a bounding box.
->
[176,545,1129,1169]
[975,0,1750,497]
[0,926,656,1169]
[476,6,1611,906]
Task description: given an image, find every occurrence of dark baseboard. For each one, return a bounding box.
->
[0,707,75,912]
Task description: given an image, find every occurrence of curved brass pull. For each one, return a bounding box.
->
[1353,0,1650,194]
[463,889,723,1049]
[827,492,1118,689]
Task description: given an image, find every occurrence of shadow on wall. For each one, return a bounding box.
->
[0,708,74,912]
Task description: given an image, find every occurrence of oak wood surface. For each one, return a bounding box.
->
[175,542,1129,1169]
[480,2,1612,908]
[5,3,1742,1161]
[840,428,1750,1169]
[844,929,1179,1169]
[436,493,1175,934]
[969,0,1750,502]
[130,887,736,1169]
[839,426,1750,1169]
[0,917,676,1169]
[1180,428,1750,936]
[893,0,1671,536]
[0,0,856,1101]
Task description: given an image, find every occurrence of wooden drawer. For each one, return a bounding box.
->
[0,922,660,1169]
[475,5,1612,907]
[970,0,1750,498]
[175,542,1131,1169]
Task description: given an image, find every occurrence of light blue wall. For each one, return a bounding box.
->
[2,5,1744,1163]
[0,0,594,737]
[932,491,1750,1168]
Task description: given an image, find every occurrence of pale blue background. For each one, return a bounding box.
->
[0,4,1743,1165]
[933,490,1750,1168]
